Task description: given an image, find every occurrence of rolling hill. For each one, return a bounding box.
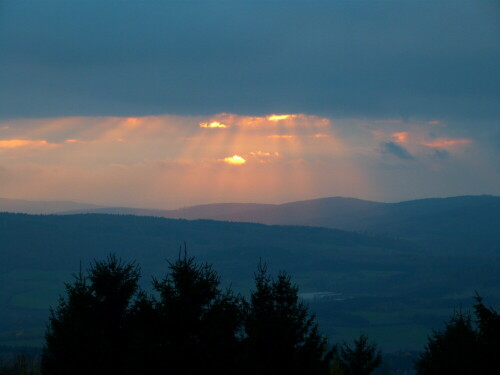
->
[59,195,500,254]
[1,212,498,351]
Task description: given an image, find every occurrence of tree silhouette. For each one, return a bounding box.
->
[243,262,332,375]
[41,251,353,374]
[0,354,39,375]
[337,334,382,375]
[148,248,243,375]
[41,255,140,375]
[473,293,500,370]
[415,294,499,375]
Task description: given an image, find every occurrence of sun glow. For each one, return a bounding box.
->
[199,121,228,128]
[0,113,374,207]
[267,114,296,122]
[223,155,246,165]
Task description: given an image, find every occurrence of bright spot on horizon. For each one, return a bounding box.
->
[200,121,228,128]
[267,114,297,122]
[223,155,246,165]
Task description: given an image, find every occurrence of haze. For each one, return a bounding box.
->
[1,0,498,208]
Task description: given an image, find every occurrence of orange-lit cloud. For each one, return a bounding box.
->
[248,151,281,163]
[310,134,329,139]
[201,113,329,128]
[0,139,52,149]
[391,132,409,143]
[421,138,472,148]
[374,125,473,155]
[125,117,140,125]
[0,114,491,209]
[267,114,297,122]
[199,121,228,128]
[249,151,280,157]
[223,155,246,165]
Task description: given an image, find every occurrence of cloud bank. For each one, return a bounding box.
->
[0,114,496,208]
[0,0,498,127]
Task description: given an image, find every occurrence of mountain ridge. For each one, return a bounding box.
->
[3,195,498,257]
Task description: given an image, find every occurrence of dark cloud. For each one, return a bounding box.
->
[431,149,450,160]
[381,142,414,160]
[0,0,498,123]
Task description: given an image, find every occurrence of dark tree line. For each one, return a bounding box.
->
[415,293,500,375]
[14,250,498,375]
[41,251,382,375]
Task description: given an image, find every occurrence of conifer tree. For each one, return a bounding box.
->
[149,248,243,375]
[41,255,140,375]
[337,334,382,375]
[415,295,499,375]
[243,262,332,375]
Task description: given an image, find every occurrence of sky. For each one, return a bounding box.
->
[0,0,499,208]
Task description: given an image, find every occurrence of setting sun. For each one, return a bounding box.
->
[200,121,228,128]
[223,155,246,165]
[267,114,296,122]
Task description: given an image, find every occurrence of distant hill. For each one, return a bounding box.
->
[59,197,382,225]
[61,195,500,254]
[1,212,499,351]
[0,197,103,214]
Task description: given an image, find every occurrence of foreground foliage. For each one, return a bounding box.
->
[41,252,334,375]
[415,294,500,375]
[334,334,382,375]
[27,250,500,374]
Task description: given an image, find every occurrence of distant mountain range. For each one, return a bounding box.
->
[3,195,498,254]
[0,197,102,214]
[1,211,499,351]
[1,194,499,350]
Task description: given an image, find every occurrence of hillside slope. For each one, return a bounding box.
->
[61,195,500,254]
[1,212,498,350]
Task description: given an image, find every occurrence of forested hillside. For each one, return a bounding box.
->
[57,195,500,254]
[1,213,498,351]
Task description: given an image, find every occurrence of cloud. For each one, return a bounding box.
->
[267,115,297,122]
[370,123,475,159]
[199,121,228,129]
[248,151,281,163]
[2,1,496,125]
[201,114,329,129]
[380,141,414,160]
[0,139,54,149]
[0,114,498,207]
[391,132,409,143]
[431,149,450,160]
[421,138,473,148]
[222,155,246,165]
